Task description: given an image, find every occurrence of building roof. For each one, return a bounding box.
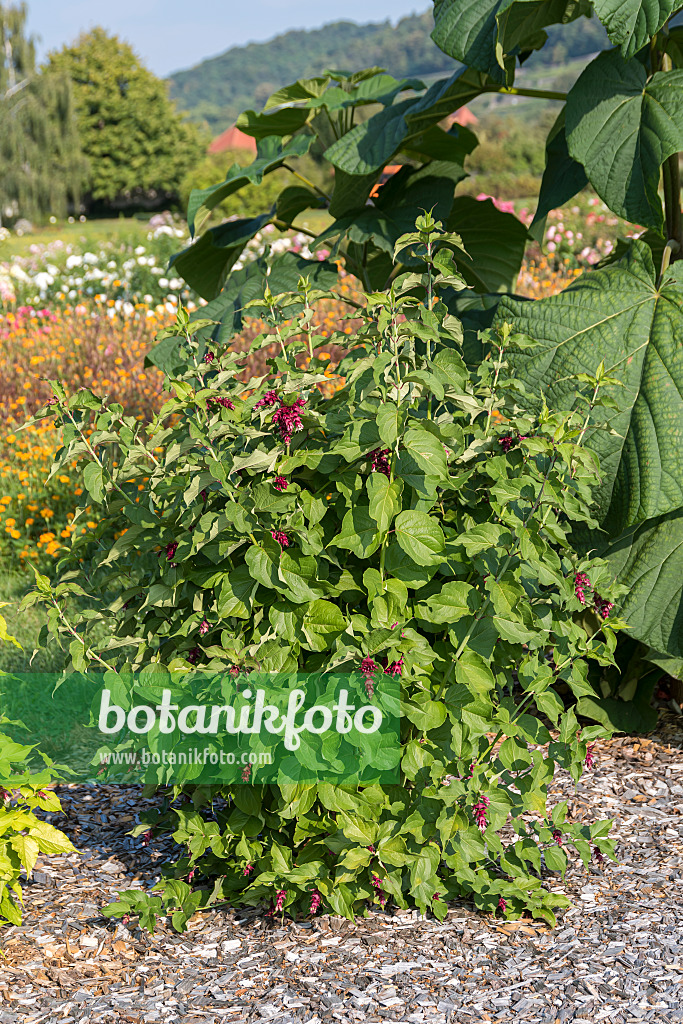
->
[208,126,258,155]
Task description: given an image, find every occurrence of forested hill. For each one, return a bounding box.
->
[167,10,608,132]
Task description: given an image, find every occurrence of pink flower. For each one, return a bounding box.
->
[243,863,254,876]
[585,743,596,769]
[361,656,378,697]
[574,571,591,605]
[371,874,387,905]
[207,395,235,412]
[272,398,306,443]
[309,890,322,915]
[369,448,391,477]
[592,846,604,865]
[275,889,287,912]
[187,869,196,882]
[432,892,440,900]
[166,541,178,562]
[551,828,563,847]
[198,618,210,636]
[497,896,507,913]
[274,476,288,491]
[203,350,215,364]
[472,794,490,832]
[271,529,290,548]
[255,389,279,408]
[498,434,516,453]
[384,656,404,677]
[594,594,614,619]
[241,763,251,781]
[141,829,153,847]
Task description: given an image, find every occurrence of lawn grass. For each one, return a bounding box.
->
[1,216,155,259]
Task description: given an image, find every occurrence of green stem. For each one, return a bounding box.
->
[281,164,331,203]
[482,85,567,102]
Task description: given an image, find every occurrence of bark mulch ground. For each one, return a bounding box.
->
[1,712,682,1024]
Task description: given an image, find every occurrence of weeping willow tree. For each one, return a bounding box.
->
[0,2,85,224]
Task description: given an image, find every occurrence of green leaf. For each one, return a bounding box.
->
[530,108,588,243]
[187,135,312,236]
[600,509,683,658]
[447,196,528,293]
[424,581,480,623]
[236,107,312,140]
[496,241,683,537]
[592,0,679,58]
[276,185,325,226]
[83,463,104,503]
[324,67,489,176]
[566,49,683,230]
[171,213,273,301]
[331,507,381,558]
[394,510,445,566]
[401,426,449,481]
[367,474,401,534]
[431,0,587,81]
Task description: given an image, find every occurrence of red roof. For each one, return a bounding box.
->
[208,126,258,155]
[446,106,478,127]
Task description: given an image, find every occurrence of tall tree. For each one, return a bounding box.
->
[48,29,203,206]
[0,2,83,224]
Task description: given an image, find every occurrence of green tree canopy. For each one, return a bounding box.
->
[47,28,203,204]
[0,2,83,223]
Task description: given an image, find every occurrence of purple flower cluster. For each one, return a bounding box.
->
[309,890,322,915]
[497,896,507,913]
[585,743,596,769]
[243,863,253,876]
[198,618,210,636]
[370,448,391,477]
[371,874,387,906]
[498,433,528,453]
[273,476,288,491]
[241,763,251,782]
[361,656,378,697]
[166,541,178,562]
[272,398,306,444]
[255,390,279,408]
[271,529,290,548]
[551,828,564,846]
[594,594,614,619]
[187,646,201,664]
[275,889,287,912]
[384,656,404,677]
[472,794,490,832]
[574,571,591,604]
[574,573,614,619]
[206,395,235,412]
[203,350,215,364]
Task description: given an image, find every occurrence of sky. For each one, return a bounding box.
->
[25,1,426,78]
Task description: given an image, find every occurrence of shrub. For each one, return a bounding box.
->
[0,607,74,927]
[29,215,621,928]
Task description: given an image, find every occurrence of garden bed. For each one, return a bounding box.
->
[2,714,681,1024]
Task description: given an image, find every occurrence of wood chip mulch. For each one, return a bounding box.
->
[1,710,682,1024]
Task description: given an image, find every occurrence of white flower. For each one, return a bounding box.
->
[107,260,117,269]
[9,264,31,283]
[33,272,54,291]
[65,254,82,269]
[137,256,148,266]
[83,252,99,265]
[169,278,182,290]
[158,278,169,288]
[134,245,146,255]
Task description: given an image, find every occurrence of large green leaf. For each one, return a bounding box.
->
[187,135,312,237]
[447,196,528,293]
[394,510,445,566]
[530,108,588,243]
[600,509,683,657]
[566,49,683,230]
[170,213,273,301]
[495,241,683,537]
[431,0,589,81]
[592,0,680,59]
[235,107,312,140]
[324,68,492,176]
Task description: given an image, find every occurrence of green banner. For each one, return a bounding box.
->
[0,670,400,785]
